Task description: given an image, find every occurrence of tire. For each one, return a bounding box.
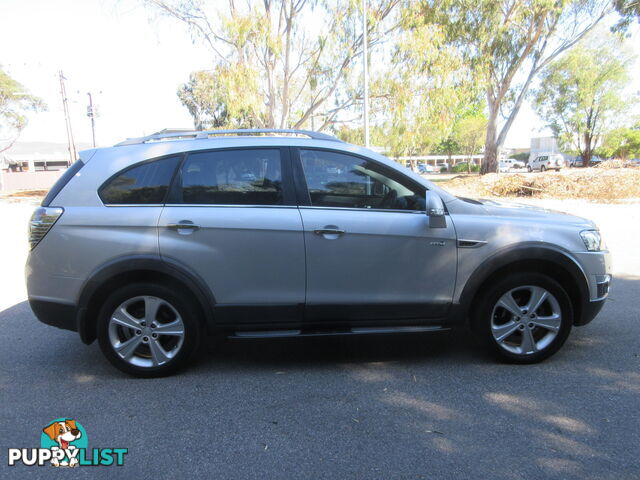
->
[527,166,532,172]
[97,282,203,377]
[472,272,573,364]
[540,165,546,172]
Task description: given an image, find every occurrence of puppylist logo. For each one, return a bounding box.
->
[7,418,128,467]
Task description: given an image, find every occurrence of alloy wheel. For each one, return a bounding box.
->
[107,295,185,368]
[490,285,562,355]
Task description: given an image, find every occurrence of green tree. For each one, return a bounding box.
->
[532,34,634,166]
[145,0,400,130]
[434,137,460,164]
[177,68,262,129]
[452,115,488,173]
[612,0,640,31]
[414,0,609,174]
[597,126,640,160]
[0,68,46,153]
[375,19,479,170]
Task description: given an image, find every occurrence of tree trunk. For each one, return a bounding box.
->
[583,132,593,167]
[482,115,499,174]
[482,94,499,174]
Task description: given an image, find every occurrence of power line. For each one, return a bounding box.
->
[87,92,97,148]
[362,0,370,148]
[58,70,76,165]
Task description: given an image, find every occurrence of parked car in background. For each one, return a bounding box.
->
[27,128,611,376]
[499,158,526,172]
[569,155,603,167]
[568,156,583,168]
[528,153,564,172]
[417,163,435,174]
[624,158,640,168]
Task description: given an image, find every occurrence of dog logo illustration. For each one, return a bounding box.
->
[41,419,87,467]
[7,418,128,467]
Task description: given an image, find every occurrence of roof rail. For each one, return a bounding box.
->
[115,128,342,146]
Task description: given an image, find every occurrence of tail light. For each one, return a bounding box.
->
[29,207,63,250]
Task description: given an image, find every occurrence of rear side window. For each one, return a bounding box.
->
[99,156,180,205]
[41,159,85,206]
[175,149,283,205]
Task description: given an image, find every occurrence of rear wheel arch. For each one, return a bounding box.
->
[77,255,215,344]
[459,246,589,328]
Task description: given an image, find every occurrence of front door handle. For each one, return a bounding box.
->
[167,221,200,233]
[314,226,345,237]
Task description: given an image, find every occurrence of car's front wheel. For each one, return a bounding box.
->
[97,283,203,377]
[473,273,573,363]
[527,166,532,172]
[540,165,546,172]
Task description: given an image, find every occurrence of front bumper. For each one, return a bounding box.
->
[571,250,612,326]
[577,297,607,326]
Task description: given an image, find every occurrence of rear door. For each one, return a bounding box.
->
[158,147,305,325]
[293,148,457,325]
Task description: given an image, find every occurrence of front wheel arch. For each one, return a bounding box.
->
[457,249,589,330]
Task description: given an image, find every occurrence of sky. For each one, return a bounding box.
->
[1,0,639,150]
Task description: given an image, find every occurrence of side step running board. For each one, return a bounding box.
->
[229,325,449,339]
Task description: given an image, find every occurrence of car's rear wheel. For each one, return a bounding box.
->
[97,283,203,377]
[472,273,573,363]
[540,165,546,172]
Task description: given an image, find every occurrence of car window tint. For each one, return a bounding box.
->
[100,156,180,204]
[178,149,282,205]
[299,149,425,211]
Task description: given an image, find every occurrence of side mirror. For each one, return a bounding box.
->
[425,191,446,228]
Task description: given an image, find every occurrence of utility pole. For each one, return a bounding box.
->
[362,0,370,148]
[87,92,97,147]
[58,70,76,165]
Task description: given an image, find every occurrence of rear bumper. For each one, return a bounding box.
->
[29,298,78,332]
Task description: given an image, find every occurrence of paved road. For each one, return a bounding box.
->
[1,200,639,479]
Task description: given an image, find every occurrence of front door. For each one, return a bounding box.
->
[158,147,305,325]
[294,148,457,324]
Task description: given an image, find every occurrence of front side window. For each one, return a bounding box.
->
[99,156,180,204]
[299,149,425,211]
[176,149,283,205]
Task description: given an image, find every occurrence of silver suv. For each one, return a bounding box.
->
[528,153,565,172]
[26,129,612,377]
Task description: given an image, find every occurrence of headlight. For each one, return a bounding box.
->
[580,230,602,251]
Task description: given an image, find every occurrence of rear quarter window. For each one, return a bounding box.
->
[41,159,85,206]
[99,156,180,205]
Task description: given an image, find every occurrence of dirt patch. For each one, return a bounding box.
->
[1,189,47,199]
[441,168,640,202]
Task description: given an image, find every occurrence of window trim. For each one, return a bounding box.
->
[291,147,428,213]
[98,153,184,206]
[166,146,296,207]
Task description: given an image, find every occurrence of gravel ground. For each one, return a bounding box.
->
[0,199,638,479]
